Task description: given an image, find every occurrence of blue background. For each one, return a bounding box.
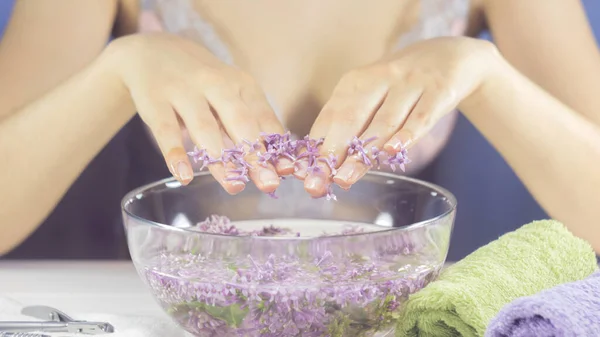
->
[0,1,597,260]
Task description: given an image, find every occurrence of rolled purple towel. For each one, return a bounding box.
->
[486,272,600,337]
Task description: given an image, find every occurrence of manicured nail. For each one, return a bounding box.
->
[276,158,295,174]
[305,173,326,192]
[176,161,193,182]
[259,169,280,189]
[227,179,246,187]
[294,160,308,178]
[385,131,413,152]
[225,179,246,195]
[335,163,357,182]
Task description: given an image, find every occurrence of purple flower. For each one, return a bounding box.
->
[347,136,377,167]
[190,215,381,238]
[145,248,439,337]
[385,148,411,173]
[318,153,338,176]
[325,184,337,201]
[224,166,250,183]
[187,132,412,200]
[187,148,222,171]
[145,215,441,336]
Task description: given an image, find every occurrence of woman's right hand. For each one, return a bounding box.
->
[102,33,288,194]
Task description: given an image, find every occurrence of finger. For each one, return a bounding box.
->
[243,89,294,176]
[333,86,422,189]
[260,131,297,176]
[384,88,458,154]
[204,87,281,193]
[290,135,324,183]
[304,80,388,198]
[172,96,246,195]
[289,106,332,180]
[134,97,194,186]
[216,128,252,190]
[307,104,335,147]
[291,80,359,181]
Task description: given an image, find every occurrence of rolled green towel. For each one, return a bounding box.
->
[396,219,598,337]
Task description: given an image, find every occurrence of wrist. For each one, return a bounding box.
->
[93,42,137,120]
[96,39,129,86]
[459,42,510,116]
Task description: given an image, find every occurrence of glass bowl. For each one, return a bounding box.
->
[122,171,456,337]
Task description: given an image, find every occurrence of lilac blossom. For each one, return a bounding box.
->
[347,136,378,167]
[385,148,411,173]
[144,215,439,336]
[189,215,373,237]
[145,249,438,337]
[187,132,410,202]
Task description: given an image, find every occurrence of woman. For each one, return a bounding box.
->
[0,0,598,258]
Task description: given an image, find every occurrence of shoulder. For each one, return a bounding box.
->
[0,0,120,115]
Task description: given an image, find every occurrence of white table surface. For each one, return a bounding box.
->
[0,261,164,317]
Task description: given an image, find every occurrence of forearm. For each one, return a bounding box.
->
[0,54,136,254]
[484,0,600,125]
[460,55,600,251]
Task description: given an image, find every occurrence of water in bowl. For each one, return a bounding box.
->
[227,218,388,237]
[143,218,440,337]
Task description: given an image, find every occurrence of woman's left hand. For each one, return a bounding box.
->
[299,36,501,197]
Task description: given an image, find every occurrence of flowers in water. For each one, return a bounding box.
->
[145,215,439,337]
[187,133,411,201]
[146,249,438,337]
[192,214,365,238]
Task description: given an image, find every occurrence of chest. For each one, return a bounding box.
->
[142,0,469,135]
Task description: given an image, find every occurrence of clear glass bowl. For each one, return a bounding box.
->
[122,172,456,337]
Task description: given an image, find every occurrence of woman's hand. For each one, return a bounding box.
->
[301,37,501,197]
[103,33,287,194]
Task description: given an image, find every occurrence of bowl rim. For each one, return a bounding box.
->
[121,171,457,240]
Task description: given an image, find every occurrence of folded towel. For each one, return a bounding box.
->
[395,219,598,337]
[0,297,187,337]
[485,272,600,337]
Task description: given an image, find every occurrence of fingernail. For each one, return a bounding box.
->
[227,179,246,187]
[176,161,193,182]
[225,180,246,195]
[305,174,325,191]
[385,131,413,152]
[294,160,308,177]
[259,169,280,188]
[277,158,295,173]
[335,163,357,182]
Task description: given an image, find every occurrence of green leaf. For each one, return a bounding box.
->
[328,313,351,337]
[169,301,249,328]
[227,263,238,272]
[204,305,228,319]
[348,253,369,263]
[226,303,249,328]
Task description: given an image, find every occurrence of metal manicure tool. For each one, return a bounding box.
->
[0,305,114,335]
[0,333,51,337]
